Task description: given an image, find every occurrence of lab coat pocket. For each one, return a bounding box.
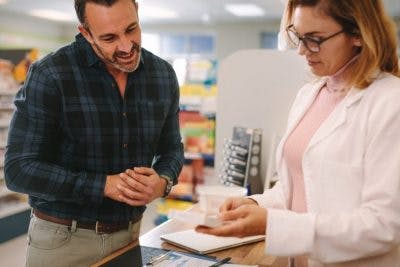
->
[319,160,363,211]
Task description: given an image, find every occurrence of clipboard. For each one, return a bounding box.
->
[160,229,265,254]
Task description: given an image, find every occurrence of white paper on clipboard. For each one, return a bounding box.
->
[160,229,265,255]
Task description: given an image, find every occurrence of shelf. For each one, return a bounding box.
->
[184,152,214,160]
[0,89,18,96]
[184,152,214,167]
[0,90,15,95]
[0,106,14,111]
[179,95,217,115]
[0,120,10,128]
[0,186,14,198]
[0,202,29,219]
[0,204,30,243]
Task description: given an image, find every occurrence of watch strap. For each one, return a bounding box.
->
[160,175,173,198]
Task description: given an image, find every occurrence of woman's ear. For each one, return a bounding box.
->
[352,37,362,47]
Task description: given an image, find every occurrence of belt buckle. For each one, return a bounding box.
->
[95,221,105,234]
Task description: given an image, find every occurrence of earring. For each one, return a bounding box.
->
[354,40,362,46]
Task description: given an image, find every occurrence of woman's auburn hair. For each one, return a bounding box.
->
[281,0,400,89]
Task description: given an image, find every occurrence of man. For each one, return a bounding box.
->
[4,0,184,266]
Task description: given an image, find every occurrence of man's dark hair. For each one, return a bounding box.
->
[74,0,136,25]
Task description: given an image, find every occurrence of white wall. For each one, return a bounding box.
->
[138,21,280,61]
[216,49,308,191]
[0,10,71,52]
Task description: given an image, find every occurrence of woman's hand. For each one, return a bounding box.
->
[219,197,258,212]
[195,204,267,237]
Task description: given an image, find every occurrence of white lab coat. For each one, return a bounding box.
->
[251,72,400,267]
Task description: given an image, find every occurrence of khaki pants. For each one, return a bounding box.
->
[26,214,141,267]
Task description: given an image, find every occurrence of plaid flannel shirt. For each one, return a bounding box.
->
[5,34,184,223]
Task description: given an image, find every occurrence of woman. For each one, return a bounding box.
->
[196,1,400,266]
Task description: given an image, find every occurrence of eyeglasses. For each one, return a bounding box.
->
[286,24,344,53]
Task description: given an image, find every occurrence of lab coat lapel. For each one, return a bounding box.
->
[276,80,326,169]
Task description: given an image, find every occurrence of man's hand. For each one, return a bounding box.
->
[104,168,166,206]
[104,167,166,206]
[195,204,267,237]
[104,173,132,203]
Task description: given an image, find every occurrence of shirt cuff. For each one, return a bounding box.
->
[81,172,107,205]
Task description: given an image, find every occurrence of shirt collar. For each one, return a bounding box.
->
[75,33,145,68]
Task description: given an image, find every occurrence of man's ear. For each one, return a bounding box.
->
[78,24,94,44]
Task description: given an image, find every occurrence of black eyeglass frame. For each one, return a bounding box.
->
[286,24,345,52]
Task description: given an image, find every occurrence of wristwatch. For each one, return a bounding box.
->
[160,175,173,198]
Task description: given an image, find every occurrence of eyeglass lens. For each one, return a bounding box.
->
[287,28,320,52]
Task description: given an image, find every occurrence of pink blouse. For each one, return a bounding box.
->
[282,56,358,267]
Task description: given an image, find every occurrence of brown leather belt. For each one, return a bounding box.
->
[33,209,142,234]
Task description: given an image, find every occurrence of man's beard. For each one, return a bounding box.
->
[92,41,141,73]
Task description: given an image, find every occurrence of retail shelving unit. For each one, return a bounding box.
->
[0,87,30,243]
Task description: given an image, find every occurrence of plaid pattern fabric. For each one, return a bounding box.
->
[5,34,184,223]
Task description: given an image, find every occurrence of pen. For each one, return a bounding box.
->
[208,257,231,267]
[145,252,170,266]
